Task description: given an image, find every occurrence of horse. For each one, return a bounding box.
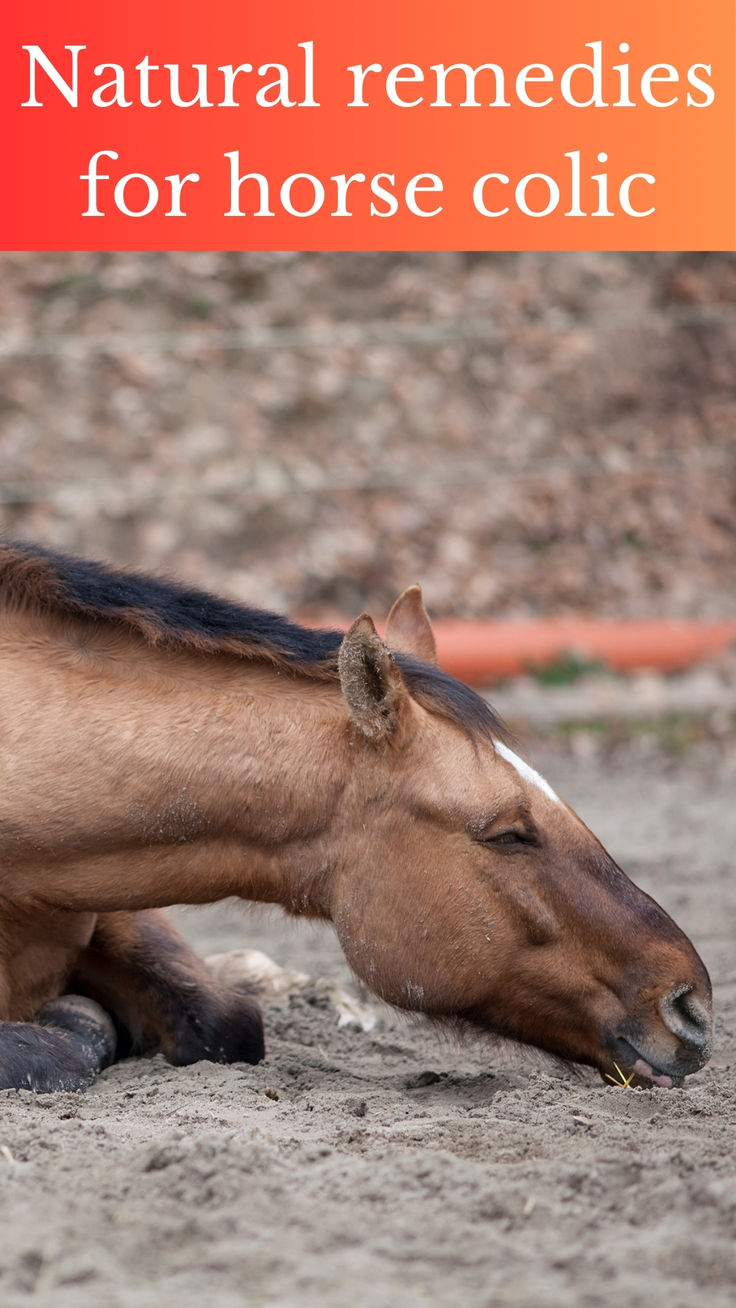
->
[0,539,712,1093]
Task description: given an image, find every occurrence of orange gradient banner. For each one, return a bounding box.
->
[1,0,734,250]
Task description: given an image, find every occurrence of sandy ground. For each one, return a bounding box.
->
[0,737,735,1308]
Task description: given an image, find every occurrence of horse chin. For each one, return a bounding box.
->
[597,1059,684,1090]
[599,1036,689,1090]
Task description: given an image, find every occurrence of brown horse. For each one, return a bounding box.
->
[0,540,712,1092]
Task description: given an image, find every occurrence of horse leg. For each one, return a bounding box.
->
[0,903,117,1092]
[69,909,265,1067]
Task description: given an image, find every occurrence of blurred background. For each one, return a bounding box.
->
[0,251,734,625]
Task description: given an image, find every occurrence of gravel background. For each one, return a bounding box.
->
[1,251,735,622]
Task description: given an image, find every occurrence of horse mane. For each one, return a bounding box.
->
[0,538,510,745]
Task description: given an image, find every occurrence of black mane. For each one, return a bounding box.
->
[0,538,510,745]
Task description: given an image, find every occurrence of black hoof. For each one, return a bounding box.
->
[0,995,117,1093]
[168,992,265,1067]
[38,995,118,1068]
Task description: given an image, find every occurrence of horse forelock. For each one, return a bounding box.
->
[0,537,512,747]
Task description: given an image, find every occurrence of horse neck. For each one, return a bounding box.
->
[174,667,349,913]
[1,614,349,916]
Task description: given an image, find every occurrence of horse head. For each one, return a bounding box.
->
[329,587,712,1088]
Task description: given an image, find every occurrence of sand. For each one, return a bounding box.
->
[0,739,734,1308]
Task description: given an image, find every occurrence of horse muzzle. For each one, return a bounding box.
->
[605,983,713,1088]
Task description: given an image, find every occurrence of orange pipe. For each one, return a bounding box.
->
[300,612,736,685]
[427,619,736,684]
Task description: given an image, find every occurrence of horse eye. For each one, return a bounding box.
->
[480,829,537,850]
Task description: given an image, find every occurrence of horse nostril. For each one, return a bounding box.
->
[660,985,711,1050]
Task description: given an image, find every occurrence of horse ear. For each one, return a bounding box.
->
[338,614,409,740]
[384,584,438,665]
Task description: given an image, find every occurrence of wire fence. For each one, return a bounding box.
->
[1,300,734,507]
[1,456,733,505]
[0,301,735,360]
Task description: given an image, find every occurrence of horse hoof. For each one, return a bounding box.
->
[0,997,118,1094]
[37,995,118,1069]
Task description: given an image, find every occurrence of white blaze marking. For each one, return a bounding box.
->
[494,739,560,805]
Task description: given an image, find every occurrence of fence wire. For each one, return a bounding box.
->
[0,302,734,360]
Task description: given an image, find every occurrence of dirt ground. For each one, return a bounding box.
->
[0,734,734,1308]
